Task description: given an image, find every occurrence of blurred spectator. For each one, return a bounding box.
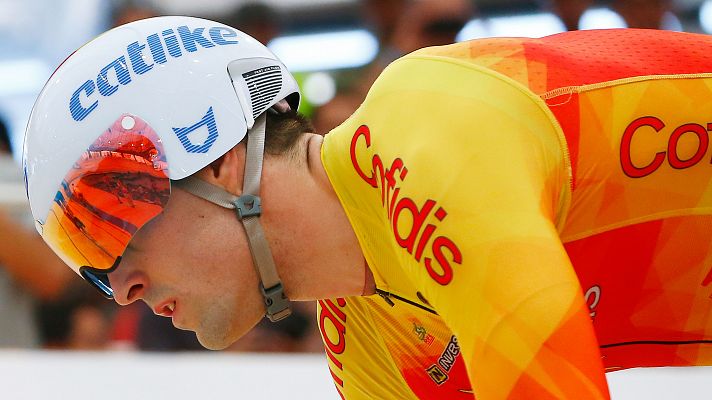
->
[314,0,474,134]
[390,0,474,55]
[0,123,9,154]
[363,0,473,99]
[0,116,75,347]
[37,284,113,349]
[111,0,158,27]
[219,2,284,45]
[362,0,410,53]
[0,204,72,302]
[614,0,676,30]
[68,304,112,350]
[539,0,593,31]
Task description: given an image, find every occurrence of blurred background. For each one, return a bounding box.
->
[2,0,712,398]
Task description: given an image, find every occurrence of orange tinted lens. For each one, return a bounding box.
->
[41,115,170,275]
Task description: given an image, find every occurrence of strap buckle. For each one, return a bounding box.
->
[233,194,262,219]
[261,282,292,322]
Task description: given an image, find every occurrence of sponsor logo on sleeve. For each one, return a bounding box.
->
[413,321,435,345]
[437,335,461,373]
[426,335,462,386]
[426,364,449,385]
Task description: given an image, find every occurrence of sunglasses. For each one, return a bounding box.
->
[38,114,170,298]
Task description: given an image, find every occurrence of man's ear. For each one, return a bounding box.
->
[193,145,245,196]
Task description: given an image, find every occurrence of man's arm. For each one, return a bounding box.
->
[424,121,609,398]
[0,210,73,300]
[432,216,608,399]
[377,55,610,399]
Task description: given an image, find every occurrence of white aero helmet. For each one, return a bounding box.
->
[23,16,299,321]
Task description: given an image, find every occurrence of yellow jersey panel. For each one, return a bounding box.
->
[319,29,712,399]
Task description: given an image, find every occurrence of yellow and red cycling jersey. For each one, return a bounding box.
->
[318,29,712,399]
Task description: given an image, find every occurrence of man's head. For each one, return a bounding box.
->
[109,109,313,349]
[110,169,262,349]
[23,16,307,348]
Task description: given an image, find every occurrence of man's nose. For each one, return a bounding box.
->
[108,268,148,306]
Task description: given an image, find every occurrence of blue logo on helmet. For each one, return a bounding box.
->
[172,107,219,153]
[69,26,239,122]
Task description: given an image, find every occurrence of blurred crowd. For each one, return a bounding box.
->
[0,0,684,353]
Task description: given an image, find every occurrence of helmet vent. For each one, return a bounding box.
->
[243,66,283,119]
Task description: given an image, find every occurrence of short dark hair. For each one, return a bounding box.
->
[202,110,312,177]
[264,110,314,159]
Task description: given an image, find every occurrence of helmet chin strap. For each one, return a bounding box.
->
[173,113,291,322]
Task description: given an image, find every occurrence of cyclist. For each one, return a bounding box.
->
[23,16,712,399]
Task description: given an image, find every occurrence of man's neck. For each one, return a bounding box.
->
[260,133,374,301]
